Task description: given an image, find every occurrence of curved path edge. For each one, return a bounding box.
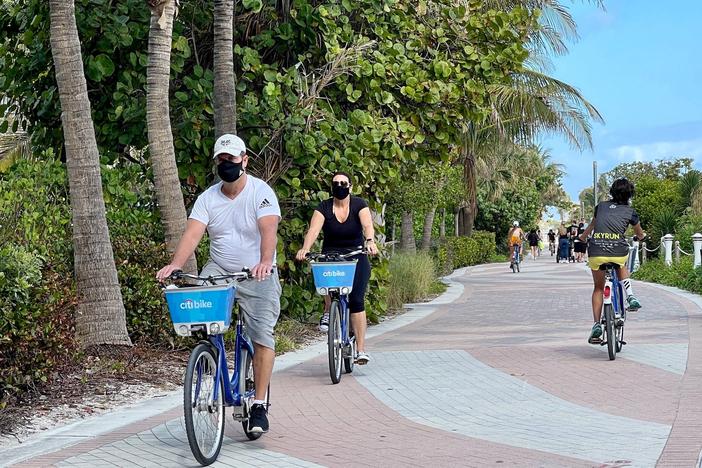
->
[0,264,472,466]
[635,280,702,468]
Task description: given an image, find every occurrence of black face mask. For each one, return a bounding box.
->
[332,185,350,200]
[218,160,243,183]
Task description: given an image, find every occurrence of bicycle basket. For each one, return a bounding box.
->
[164,283,236,336]
[310,260,357,295]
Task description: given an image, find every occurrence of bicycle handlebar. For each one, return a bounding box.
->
[305,247,368,262]
[162,268,254,286]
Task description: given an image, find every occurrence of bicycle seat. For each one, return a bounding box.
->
[598,262,621,271]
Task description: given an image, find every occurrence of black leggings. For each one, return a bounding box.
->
[348,254,371,313]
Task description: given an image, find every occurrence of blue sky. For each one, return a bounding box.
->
[540,0,702,201]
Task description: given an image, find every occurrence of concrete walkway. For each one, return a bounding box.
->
[5,256,702,467]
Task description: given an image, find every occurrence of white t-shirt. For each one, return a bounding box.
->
[189,176,281,272]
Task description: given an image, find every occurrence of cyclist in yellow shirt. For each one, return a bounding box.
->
[506,221,524,268]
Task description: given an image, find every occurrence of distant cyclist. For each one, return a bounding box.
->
[295,171,378,365]
[579,178,645,344]
[506,221,524,268]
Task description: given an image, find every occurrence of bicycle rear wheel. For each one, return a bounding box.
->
[328,300,342,384]
[604,304,616,360]
[184,343,225,466]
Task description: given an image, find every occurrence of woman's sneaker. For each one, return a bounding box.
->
[626,295,642,311]
[355,351,371,365]
[588,323,603,344]
[318,312,329,332]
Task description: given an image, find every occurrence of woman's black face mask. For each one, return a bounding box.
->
[332,181,350,200]
[218,160,243,183]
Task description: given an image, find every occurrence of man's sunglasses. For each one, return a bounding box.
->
[332,181,350,188]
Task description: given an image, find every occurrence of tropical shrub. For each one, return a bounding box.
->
[434,231,496,275]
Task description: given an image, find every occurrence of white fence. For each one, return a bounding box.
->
[639,233,702,269]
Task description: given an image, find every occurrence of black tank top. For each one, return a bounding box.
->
[316,196,368,253]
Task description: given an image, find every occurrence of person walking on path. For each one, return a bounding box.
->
[156,134,281,434]
[295,171,378,365]
[527,229,540,260]
[579,178,646,344]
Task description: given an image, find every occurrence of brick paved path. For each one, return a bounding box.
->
[7,257,702,467]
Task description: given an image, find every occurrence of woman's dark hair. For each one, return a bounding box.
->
[332,171,352,185]
[610,177,635,204]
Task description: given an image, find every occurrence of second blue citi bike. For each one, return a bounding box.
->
[161,270,269,466]
[305,248,366,384]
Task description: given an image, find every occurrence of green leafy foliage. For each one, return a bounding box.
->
[434,231,496,275]
[633,257,702,295]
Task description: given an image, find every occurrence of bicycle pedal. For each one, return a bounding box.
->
[621,341,627,346]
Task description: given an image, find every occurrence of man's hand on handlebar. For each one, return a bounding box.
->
[156,264,182,282]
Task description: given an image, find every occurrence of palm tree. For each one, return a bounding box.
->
[146,0,197,274]
[457,0,605,236]
[213,0,237,137]
[48,0,131,347]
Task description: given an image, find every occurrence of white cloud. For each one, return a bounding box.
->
[609,138,702,163]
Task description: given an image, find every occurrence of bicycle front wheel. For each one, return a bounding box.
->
[328,300,342,384]
[184,343,225,466]
[604,304,616,361]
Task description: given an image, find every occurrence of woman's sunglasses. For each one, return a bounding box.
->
[332,181,350,188]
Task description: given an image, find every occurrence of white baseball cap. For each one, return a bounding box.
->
[213,134,246,159]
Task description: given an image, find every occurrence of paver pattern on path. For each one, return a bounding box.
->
[7,255,702,467]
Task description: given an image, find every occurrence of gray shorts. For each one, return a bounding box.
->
[200,260,281,350]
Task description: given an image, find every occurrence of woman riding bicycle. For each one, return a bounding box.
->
[295,171,378,364]
[579,178,645,344]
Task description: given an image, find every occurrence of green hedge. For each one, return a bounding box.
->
[434,231,496,275]
[633,257,702,294]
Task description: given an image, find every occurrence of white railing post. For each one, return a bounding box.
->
[663,234,674,266]
[675,240,681,263]
[692,233,702,268]
[632,240,640,272]
[642,241,647,264]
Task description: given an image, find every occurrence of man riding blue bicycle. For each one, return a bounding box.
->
[579,178,645,344]
[157,134,281,435]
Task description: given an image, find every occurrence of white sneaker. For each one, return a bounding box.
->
[318,312,329,332]
[355,352,371,365]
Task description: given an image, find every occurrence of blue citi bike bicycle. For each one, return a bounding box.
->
[510,243,522,273]
[306,248,366,384]
[161,270,269,466]
[596,263,627,360]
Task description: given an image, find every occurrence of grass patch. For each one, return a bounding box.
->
[387,251,436,310]
[274,319,317,355]
[428,280,447,296]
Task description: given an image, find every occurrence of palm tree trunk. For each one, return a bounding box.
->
[420,207,435,251]
[400,210,416,253]
[213,0,236,137]
[439,208,446,239]
[146,0,197,275]
[460,147,477,236]
[49,0,131,347]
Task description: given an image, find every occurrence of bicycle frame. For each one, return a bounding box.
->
[512,244,521,263]
[603,267,625,316]
[206,313,255,407]
[330,291,351,346]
